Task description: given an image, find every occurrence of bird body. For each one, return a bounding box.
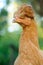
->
[13,4,43,65]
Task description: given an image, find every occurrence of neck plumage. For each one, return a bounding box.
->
[19,20,39,53]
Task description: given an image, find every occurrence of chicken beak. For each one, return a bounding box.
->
[13,18,16,23]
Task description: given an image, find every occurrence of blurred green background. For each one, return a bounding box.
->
[0,0,43,65]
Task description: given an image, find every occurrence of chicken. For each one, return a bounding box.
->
[13,4,43,65]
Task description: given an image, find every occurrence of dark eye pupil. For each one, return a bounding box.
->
[25,14,34,19]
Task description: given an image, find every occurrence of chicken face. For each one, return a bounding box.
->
[13,4,34,27]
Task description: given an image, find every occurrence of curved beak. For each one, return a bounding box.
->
[13,18,16,23]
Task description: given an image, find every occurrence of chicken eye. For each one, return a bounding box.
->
[25,14,34,19]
